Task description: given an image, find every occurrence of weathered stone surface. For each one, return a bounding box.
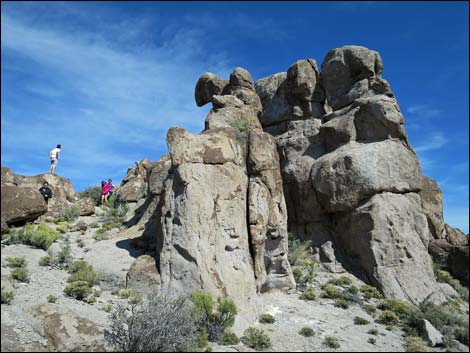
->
[311,140,423,212]
[126,255,161,296]
[421,319,444,347]
[75,197,95,216]
[117,175,147,202]
[205,95,262,131]
[255,72,290,127]
[448,246,469,286]
[31,304,105,352]
[419,177,446,239]
[444,223,468,247]
[1,184,47,225]
[1,166,16,184]
[321,45,392,110]
[320,112,356,152]
[333,192,445,305]
[223,67,263,116]
[195,72,229,107]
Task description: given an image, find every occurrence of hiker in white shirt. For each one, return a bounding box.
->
[49,144,61,174]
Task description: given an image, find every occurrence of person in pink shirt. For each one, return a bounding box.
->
[101,180,111,205]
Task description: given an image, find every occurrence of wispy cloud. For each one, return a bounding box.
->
[1,6,233,190]
[406,104,442,118]
[414,134,448,152]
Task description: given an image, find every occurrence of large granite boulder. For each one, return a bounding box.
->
[1,184,47,226]
[195,72,229,107]
[76,197,95,216]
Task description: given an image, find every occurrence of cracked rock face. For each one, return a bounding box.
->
[255,45,458,305]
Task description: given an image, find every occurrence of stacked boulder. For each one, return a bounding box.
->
[254,45,463,305]
[1,166,75,226]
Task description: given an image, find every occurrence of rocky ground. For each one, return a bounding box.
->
[2,211,469,352]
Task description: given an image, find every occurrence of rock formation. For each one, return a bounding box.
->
[1,167,75,225]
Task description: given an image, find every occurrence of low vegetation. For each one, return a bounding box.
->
[334,298,349,309]
[287,234,312,266]
[360,285,383,300]
[6,256,27,268]
[243,327,271,351]
[230,116,255,132]
[104,293,199,352]
[259,313,275,324]
[299,327,315,337]
[299,285,316,301]
[4,223,61,250]
[77,186,101,204]
[63,260,99,301]
[47,295,58,303]
[404,336,429,352]
[354,316,370,325]
[323,335,340,349]
[93,228,109,241]
[1,288,15,304]
[378,310,399,326]
[63,205,80,222]
[219,331,240,345]
[321,284,342,299]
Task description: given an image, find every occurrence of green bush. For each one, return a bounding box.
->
[118,288,134,299]
[454,322,469,346]
[6,224,61,250]
[190,291,238,342]
[368,337,376,345]
[47,294,58,303]
[243,327,271,350]
[378,310,399,326]
[101,303,113,313]
[39,255,53,267]
[90,222,100,228]
[230,116,255,132]
[354,316,370,325]
[292,268,303,283]
[219,331,240,345]
[87,296,97,304]
[64,281,92,300]
[1,289,15,304]
[334,298,349,309]
[6,256,27,268]
[348,284,359,295]
[77,186,101,204]
[363,304,377,315]
[11,267,30,283]
[67,260,99,286]
[63,205,80,222]
[259,314,275,324]
[321,284,342,299]
[299,285,316,301]
[102,220,119,231]
[367,328,379,335]
[361,285,383,300]
[323,336,340,349]
[56,238,73,269]
[378,300,420,321]
[94,228,109,241]
[288,235,312,266]
[299,327,314,337]
[405,336,429,352]
[329,276,352,287]
[198,327,209,349]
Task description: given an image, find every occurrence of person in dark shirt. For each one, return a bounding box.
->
[39,181,52,205]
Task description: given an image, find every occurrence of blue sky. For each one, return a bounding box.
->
[1,1,468,233]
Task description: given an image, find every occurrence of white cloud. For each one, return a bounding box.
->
[414,134,448,152]
[1,9,233,190]
[443,206,469,234]
[405,104,442,118]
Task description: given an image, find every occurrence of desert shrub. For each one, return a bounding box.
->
[93,289,103,297]
[102,220,119,231]
[354,316,370,325]
[298,327,314,337]
[292,268,303,283]
[334,298,349,309]
[56,238,73,268]
[47,295,58,303]
[219,331,240,345]
[104,293,199,352]
[288,234,312,265]
[363,304,377,315]
[190,291,237,342]
[243,327,271,350]
[6,256,27,268]
[361,285,383,300]
[55,224,69,234]
[39,255,53,267]
[94,228,109,241]
[64,281,92,300]
[405,336,429,352]
[67,260,99,286]
[367,328,379,335]
[348,284,359,295]
[435,270,453,284]
[89,222,100,228]
[63,205,80,222]
[118,288,134,299]
[1,289,15,304]
[76,238,85,248]
[329,276,352,287]
[321,284,342,299]
[454,322,469,346]
[101,303,113,313]
[378,300,420,321]
[323,336,340,349]
[340,290,362,304]
[230,116,255,132]
[259,313,275,324]
[367,337,376,345]
[197,327,209,348]
[6,223,61,250]
[77,186,101,204]
[11,267,30,283]
[299,285,316,301]
[74,220,88,231]
[87,296,97,304]
[378,310,399,326]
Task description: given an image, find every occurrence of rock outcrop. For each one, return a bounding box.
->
[1,167,75,224]
[254,45,462,304]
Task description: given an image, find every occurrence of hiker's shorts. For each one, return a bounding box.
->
[50,159,58,166]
